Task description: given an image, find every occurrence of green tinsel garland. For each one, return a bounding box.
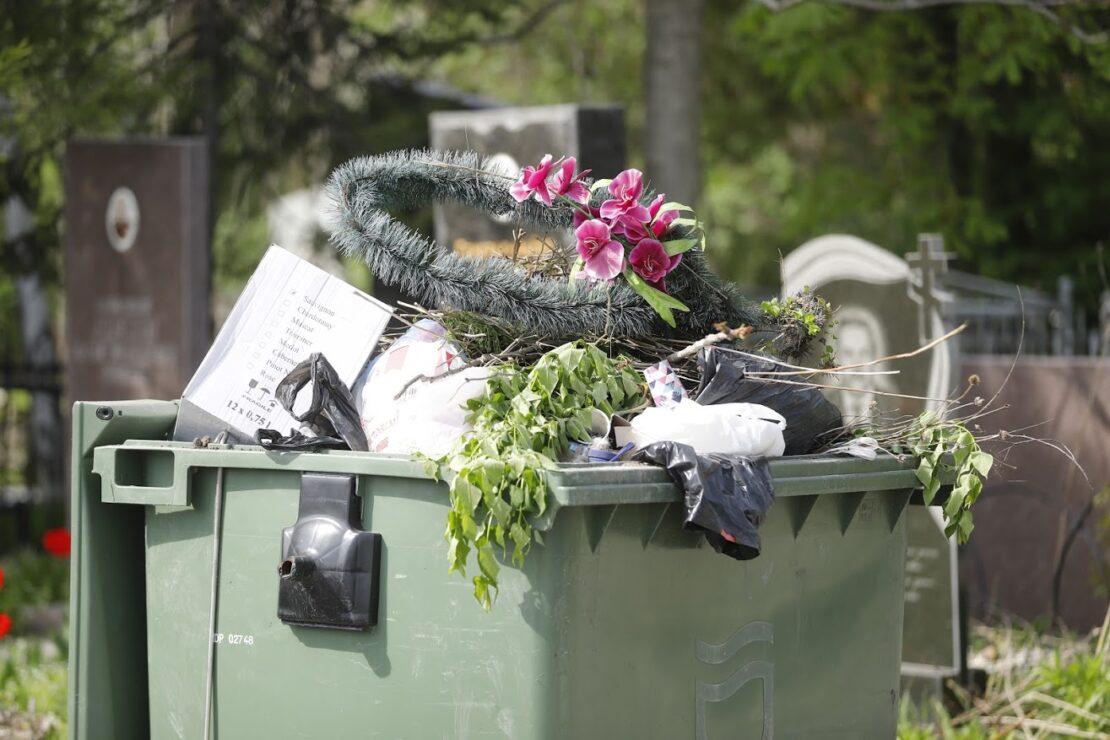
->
[326,149,767,339]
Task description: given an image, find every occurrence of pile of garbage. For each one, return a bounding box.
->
[171,245,848,605]
[172,150,869,608]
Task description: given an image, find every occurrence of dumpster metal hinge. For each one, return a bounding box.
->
[278,473,382,630]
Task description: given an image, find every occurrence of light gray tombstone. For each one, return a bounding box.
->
[64,138,210,403]
[429,104,625,259]
[782,233,962,690]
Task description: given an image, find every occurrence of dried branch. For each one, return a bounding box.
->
[666,324,753,362]
[757,374,956,403]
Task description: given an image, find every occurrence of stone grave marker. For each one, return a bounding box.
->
[358,105,626,310]
[64,138,210,403]
[429,104,625,258]
[783,233,962,687]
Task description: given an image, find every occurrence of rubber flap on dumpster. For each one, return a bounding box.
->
[633,441,774,560]
[278,473,382,630]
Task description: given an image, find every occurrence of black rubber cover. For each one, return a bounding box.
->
[278,473,382,630]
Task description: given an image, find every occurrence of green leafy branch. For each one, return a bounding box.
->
[896,411,994,544]
[431,341,646,610]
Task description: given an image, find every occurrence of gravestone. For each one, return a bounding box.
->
[782,233,962,689]
[429,104,625,260]
[64,138,210,402]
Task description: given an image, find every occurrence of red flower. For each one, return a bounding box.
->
[43,528,71,558]
[0,565,5,590]
[0,613,10,639]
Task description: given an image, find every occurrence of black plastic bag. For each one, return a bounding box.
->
[633,441,774,560]
[255,353,369,452]
[696,346,842,455]
[255,429,349,452]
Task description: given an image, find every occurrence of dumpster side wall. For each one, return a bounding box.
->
[68,400,179,740]
[71,404,914,739]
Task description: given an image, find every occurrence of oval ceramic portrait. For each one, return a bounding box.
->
[105,186,140,253]
[484,152,520,225]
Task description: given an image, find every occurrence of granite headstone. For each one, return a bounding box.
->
[64,138,210,403]
[429,104,625,259]
[783,233,962,685]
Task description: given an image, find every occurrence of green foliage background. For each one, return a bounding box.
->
[430,0,1110,315]
[2,0,1108,326]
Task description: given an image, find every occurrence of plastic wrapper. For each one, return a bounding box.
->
[256,352,368,451]
[628,399,786,457]
[633,441,775,560]
[696,347,843,455]
[825,436,880,460]
[643,359,688,407]
[354,319,490,456]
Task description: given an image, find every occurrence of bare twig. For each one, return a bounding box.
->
[392,358,498,401]
[782,323,968,376]
[757,375,956,403]
[717,323,965,383]
[666,324,753,362]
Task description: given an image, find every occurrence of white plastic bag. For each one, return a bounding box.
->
[377,366,491,456]
[626,399,787,457]
[354,320,489,455]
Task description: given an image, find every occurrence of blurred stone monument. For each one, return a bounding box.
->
[783,233,962,693]
[429,104,625,260]
[357,104,626,310]
[64,138,210,402]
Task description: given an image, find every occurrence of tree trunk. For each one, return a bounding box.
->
[644,0,706,206]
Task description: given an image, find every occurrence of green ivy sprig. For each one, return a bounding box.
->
[895,411,994,544]
[429,342,646,610]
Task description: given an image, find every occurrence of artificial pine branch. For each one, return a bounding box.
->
[325,149,766,338]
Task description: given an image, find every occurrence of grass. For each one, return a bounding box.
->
[0,550,69,635]
[899,609,1110,739]
[0,549,69,739]
[0,635,67,739]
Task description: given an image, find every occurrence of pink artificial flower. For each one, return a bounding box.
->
[575,219,624,281]
[550,157,591,204]
[509,154,557,205]
[649,253,684,292]
[600,168,650,223]
[629,238,678,286]
[651,203,680,238]
[615,194,680,241]
[573,204,600,229]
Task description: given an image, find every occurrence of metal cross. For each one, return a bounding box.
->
[906,233,954,345]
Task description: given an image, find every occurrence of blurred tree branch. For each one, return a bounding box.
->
[755,0,1109,43]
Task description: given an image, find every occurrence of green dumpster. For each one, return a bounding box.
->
[69,399,920,739]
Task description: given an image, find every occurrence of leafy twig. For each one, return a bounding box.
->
[431,342,646,609]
